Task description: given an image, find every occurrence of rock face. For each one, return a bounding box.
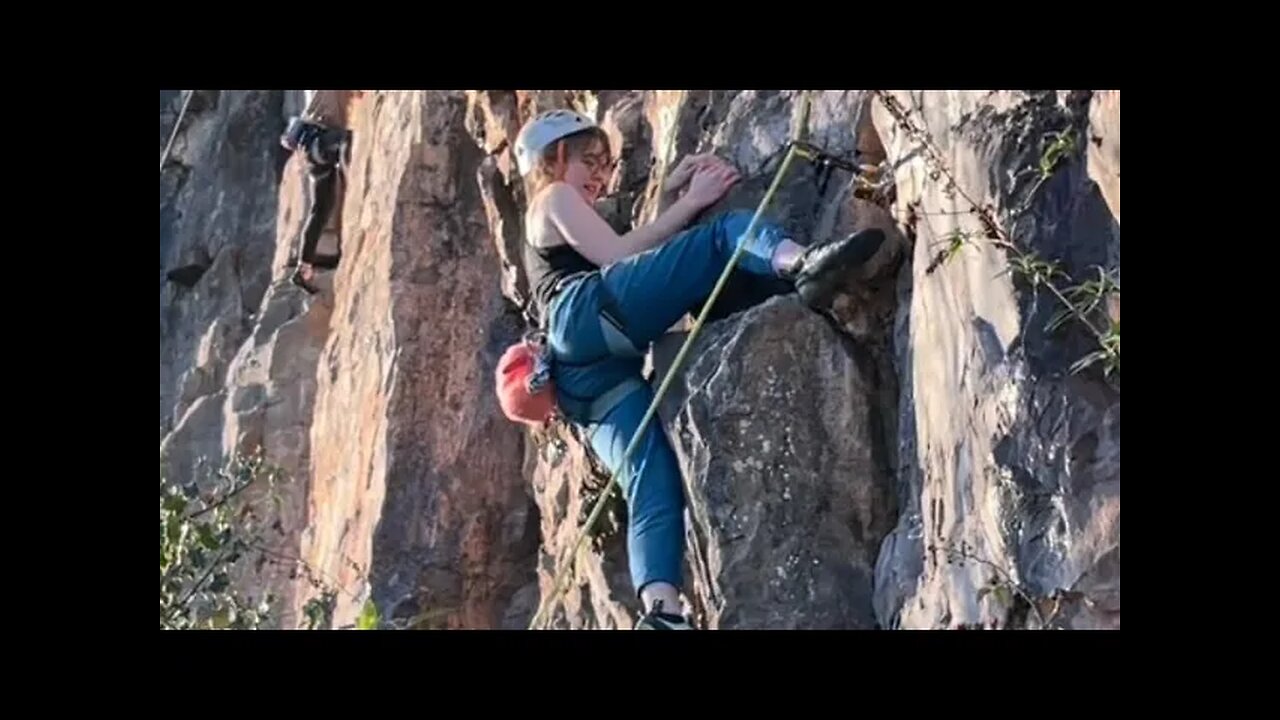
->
[648,92,902,629]
[655,298,897,629]
[217,150,333,629]
[525,421,636,629]
[870,91,1120,629]
[296,91,537,630]
[1087,91,1120,225]
[160,90,284,444]
[160,89,1119,630]
[161,89,335,628]
[159,91,539,630]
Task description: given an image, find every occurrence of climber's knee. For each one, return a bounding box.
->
[705,209,754,239]
[718,208,780,248]
[722,208,756,226]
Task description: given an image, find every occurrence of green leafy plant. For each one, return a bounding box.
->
[874,91,1119,386]
[1047,266,1121,378]
[161,450,400,630]
[998,249,1065,290]
[356,598,380,629]
[1020,128,1076,188]
[1046,266,1119,332]
[925,229,978,275]
[975,575,1015,609]
[1037,128,1076,178]
[160,452,279,629]
[1070,317,1120,378]
[302,590,338,630]
[161,450,354,630]
[934,539,1068,630]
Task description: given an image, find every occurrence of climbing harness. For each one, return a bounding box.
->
[501,270,649,427]
[528,91,845,630]
[159,90,195,175]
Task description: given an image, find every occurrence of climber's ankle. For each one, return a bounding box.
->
[771,238,805,276]
[640,581,681,615]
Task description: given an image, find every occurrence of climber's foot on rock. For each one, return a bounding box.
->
[634,600,694,630]
[291,265,319,295]
[791,228,887,309]
[339,130,353,168]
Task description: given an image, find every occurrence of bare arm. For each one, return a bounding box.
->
[543,159,740,267]
[542,183,706,267]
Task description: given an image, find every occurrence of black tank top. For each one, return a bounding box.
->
[523,240,597,325]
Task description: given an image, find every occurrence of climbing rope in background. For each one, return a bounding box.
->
[527,91,816,630]
[159,90,194,176]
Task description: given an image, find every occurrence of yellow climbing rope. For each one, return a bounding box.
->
[528,91,815,630]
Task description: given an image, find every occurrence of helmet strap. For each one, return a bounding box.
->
[553,140,567,182]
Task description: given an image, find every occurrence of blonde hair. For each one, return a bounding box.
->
[522,126,612,201]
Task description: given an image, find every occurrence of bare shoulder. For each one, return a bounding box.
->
[526,182,576,249]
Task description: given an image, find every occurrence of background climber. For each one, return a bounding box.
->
[513,109,887,629]
[281,90,353,294]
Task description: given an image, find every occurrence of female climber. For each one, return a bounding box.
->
[514,108,885,629]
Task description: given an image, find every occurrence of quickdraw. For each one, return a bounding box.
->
[788,139,882,197]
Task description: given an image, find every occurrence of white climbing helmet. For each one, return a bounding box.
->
[514,109,596,176]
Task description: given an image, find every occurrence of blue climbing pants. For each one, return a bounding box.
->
[545,209,789,597]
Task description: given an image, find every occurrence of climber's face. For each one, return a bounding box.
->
[564,138,615,205]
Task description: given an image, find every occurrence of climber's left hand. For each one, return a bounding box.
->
[665,153,725,193]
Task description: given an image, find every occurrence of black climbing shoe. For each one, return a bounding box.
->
[791,228,887,309]
[634,600,694,630]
